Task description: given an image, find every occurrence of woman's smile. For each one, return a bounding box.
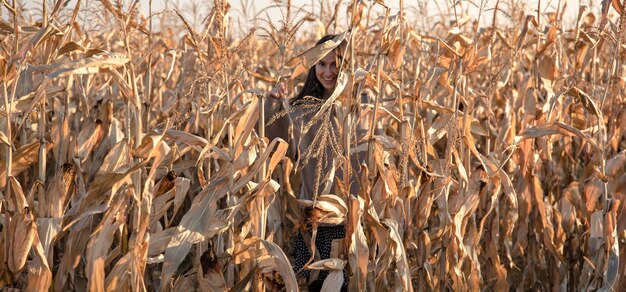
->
[315,51,339,96]
[320,75,336,88]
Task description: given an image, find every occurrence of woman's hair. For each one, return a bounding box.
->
[289,34,338,106]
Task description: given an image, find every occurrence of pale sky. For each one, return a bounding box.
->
[135,0,595,35]
[21,0,607,35]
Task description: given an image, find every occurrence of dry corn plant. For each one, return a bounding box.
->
[0,0,625,291]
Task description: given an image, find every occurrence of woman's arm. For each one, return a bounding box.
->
[262,82,297,160]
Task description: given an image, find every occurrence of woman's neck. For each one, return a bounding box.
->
[322,89,332,99]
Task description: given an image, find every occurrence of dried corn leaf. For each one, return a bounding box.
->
[260,240,298,292]
[164,130,208,147]
[47,52,129,78]
[606,150,626,177]
[159,189,228,289]
[40,163,75,217]
[286,32,347,68]
[8,176,28,211]
[25,232,52,291]
[347,196,368,291]
[85,189,130,291]
[57,41,85,56]
[566,87,601,118]
[98,140,131,174]
[611,0,624,14]
[0,142,51,190]
[76,120,104,162]
[8,208,35,273]
[382,219,413,292]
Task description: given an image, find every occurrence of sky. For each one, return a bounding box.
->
[138,0,599,37]
[20,0,607,35]
[140,0,588,26]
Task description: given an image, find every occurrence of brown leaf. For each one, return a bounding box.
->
[106,190,151,292]
[514,124,560,143]
[321,270,345,292]
[382,219,413,291]
[554,122,600,151]
[159,188,227,289]
[312,194,348,225]
[25,230,52,291]
[86,189,131,292]
[14,24,60,61]
[538,55,557,81]
[47,52,129,78]
[347,196,368,291]
[566,87,601,118]
[536,25,557,56]
[36,217,62,266]
[8,208,36,273]
[0,142,51,190]
[437,37,462,58]
[76,120,104,162]
[515,16,537,53]
[8,176,28,212]
[611,0,624,14]
[57,41,85,56]
[233,97,259,158]
[134,129,166,159]
[606,150,626,177]
[148,228,178,257]
[41,163,75,218]
[98,139,131,174]
[88,161,146,199]
[531,175,563,260]
[260,240,299,292]
[164,130,208,147]
[388,38,405,69]
[286,32,347,68]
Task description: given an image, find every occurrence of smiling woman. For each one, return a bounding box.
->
[314,50,339,96]
[265,33,346,200]
[263,34,351,291]
[283,34,342,106]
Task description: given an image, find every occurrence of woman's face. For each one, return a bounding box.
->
[315,50,338,95]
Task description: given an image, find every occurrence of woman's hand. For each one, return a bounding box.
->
[268,82,287,99]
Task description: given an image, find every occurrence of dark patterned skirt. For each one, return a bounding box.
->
[291,224,348,291]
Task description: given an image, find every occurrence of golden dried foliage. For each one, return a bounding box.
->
[0,0,625,291]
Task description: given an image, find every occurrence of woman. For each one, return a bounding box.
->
[265,34,349,291]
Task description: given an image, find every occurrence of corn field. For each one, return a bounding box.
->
[1,0,625,291]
